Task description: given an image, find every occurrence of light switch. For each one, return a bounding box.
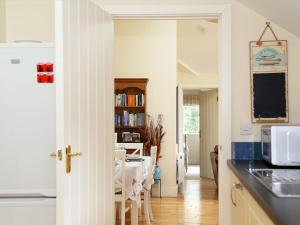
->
[240,123,252,135]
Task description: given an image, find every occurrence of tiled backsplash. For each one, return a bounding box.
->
[231,142,262,160]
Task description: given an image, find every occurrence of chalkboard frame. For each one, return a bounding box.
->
[250,40,289,123]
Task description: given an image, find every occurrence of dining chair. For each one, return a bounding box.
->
[142,146,157,225]
[115,150,131,225]
[128,147,143,157]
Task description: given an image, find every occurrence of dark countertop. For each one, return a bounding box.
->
[228,160,300,225]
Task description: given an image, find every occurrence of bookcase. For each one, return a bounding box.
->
[114,78,148,144]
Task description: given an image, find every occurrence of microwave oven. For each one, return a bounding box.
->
[261,125,300,166]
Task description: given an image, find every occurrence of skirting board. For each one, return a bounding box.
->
[151,184,178,197]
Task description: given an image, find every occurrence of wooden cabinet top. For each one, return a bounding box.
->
[114,78,148,83]
[115,78,148,91]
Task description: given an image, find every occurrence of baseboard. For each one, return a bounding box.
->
[151,184,178,197]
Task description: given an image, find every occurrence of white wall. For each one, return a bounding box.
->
[102,0,300,143]
[231,1,300,142]
[114,20,178,196]
[5,0,54,42]
[6,0,299,147]
[6,0,300,150]
[186,134,200,165]
[0,0,5,42]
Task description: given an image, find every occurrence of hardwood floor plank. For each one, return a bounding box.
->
[116,178,218,225]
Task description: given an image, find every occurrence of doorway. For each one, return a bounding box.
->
[181,88,219,181]
[183,103,201,180]
[176,18,219,184]
[55,3,231,225]
[113,17,219,223]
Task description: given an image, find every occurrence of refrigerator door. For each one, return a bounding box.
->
[0,197,55,225]
[0,44,56,197]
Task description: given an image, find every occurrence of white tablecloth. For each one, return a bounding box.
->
[115,156,151,203]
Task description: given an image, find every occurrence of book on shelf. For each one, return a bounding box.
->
[121,132,141,143]
[115,111,144,128]
[115,93,144,107]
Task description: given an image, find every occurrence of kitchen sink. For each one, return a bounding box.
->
[248,169,300,198]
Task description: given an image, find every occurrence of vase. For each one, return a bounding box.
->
[154,165,161,180]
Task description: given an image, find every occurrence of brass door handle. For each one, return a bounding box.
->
[67,152,82,157]
[66,145,82,174]
[50,150,62,161]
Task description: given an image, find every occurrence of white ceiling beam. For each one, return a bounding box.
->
[177,58,199,76]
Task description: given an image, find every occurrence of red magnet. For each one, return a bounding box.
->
[46,63,53,72]
[37,63,48,72]
[37,73,49,83]
[47,73,54,83]
[37,63,43,72]
[37,63,55,83]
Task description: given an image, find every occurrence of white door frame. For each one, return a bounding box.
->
[54,2,65,224]
[99,4,232,225]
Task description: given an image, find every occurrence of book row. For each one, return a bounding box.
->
[115,111,145,127]
[115,93,145,107]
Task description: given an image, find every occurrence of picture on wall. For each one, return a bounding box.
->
[250,40,288,123]
[251,43,287,73]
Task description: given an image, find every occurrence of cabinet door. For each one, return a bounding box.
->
[231,173,248,225]
[232,185,248,225]
[246,191,274,225]
[230,171,275,225]
[248,205,265,225]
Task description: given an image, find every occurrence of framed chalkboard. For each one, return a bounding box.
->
[250,40,288,123]
[253,73,287,120]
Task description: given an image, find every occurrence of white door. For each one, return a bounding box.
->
[177,85,185,184]
[199,89,218,179]
[55,1,114,225]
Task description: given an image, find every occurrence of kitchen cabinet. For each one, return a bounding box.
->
[230,171,274,225]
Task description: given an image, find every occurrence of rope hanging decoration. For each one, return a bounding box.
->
[250,22,288,123]
[256,22,282,46]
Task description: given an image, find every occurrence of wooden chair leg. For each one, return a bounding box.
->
[148,192,154,221]
[121,202,126,225]
[118,204,121,222]
[143,191,151,225]
[115,204,117,222]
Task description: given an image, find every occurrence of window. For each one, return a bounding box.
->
[184,105,200,134]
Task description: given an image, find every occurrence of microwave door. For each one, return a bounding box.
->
[262,129,271,162]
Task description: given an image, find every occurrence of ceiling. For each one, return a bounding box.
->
[177,19,218,75]
[236,0,300,38]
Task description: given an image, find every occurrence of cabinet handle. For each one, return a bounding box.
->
[231,183,237,207]
[231,182,243,207]
[234,183,243,190]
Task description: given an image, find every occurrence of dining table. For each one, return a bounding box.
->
[115,155,152,225]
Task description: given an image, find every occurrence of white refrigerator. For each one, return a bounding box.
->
[0,43,56,225]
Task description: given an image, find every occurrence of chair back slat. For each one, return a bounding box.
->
[114,150,126,194]
[128,147,143,157]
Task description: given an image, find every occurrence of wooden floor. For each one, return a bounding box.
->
[117,178,219,225]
